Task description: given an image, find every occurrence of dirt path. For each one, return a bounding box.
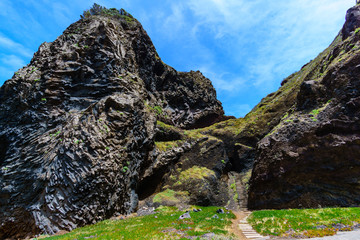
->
[228,211,249,240]
[229,211,269,240]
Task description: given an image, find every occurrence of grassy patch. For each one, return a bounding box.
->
[177,166,215,183]
[241,169,252,192]
[155,140,183,152]
[153,189,189,205]
[156,121,175,131]
[248,207,360,238]
[42,206,235,240]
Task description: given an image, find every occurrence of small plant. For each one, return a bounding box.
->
[74,43,79,48]
[31,67,37,73]
[153,106,163,115]
[122,166,129,173]
[310,109,320,116]
[83,45,89,49]
[34,79,40,82]
[103,124,109,133]
[81,3,134,22]
[221,159,226,164]
[1,166,9,171]
[74,139,80,144]
[41,98,47,102]
[105,146,110,150]
[15,72,20,76]
[50,130,61,138]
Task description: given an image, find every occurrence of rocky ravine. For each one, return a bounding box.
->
[2,3,360,240]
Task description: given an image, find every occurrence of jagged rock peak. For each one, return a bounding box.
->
[0,4,225,239]
[342,3,360,39]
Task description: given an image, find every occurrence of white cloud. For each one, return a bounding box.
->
[181,0,353,89]
[0,35,33,58]
[0,54,27,70]
[197,65,248,94]
[163,3,187,36]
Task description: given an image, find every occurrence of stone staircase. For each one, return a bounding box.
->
[239,211,269,240]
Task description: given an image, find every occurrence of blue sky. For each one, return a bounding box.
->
[0,0,354,117]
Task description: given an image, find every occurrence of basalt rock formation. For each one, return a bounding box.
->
[3,3,360,239]
[249,4,360,209]
[0,7,224,239]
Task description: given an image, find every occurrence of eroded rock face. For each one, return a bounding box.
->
[342,4,360,40]
[249,15,360,209]
[0,13,224,239]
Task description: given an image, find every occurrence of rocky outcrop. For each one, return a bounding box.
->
[3,2,360,239]
[342,4,360,40]
[249,5,360,209]
[0,7,224,239]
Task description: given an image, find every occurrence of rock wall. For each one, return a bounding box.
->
[249,6,360,209]
[0,11,224,239]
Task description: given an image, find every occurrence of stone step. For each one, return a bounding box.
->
[237,211,269,240]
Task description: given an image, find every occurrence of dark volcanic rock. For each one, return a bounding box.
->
[4,3,360,239]
[342,4,360,40]
[249,7,360,209]
[0,9,224,239]
[138,127,231,207]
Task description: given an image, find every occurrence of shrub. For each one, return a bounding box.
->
[81,3,134,21]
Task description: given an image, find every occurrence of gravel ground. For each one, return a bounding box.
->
[308,230,360,240]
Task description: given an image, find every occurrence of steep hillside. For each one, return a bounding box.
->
[2,3,360,239]
[249,4,360,209]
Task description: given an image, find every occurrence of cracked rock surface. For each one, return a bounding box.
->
[0,13,224,239]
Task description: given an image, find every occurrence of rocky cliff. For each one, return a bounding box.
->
[2,3,360,239]
[249,4,360,209]
[0,6,224,239]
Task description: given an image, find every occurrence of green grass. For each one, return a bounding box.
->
[248,207,360,238]
[179,166,214,180]
[155,140,183,152]
[41,206,235,240]
[153,189,189,205]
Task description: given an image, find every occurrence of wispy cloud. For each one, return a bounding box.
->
[0,55,27,69]
[198,66,247,92]
[0,35,33,58]
[175,0,353,91]
[0,0,354,117]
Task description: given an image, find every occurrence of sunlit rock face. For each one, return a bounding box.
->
[0,9,224,239]
[249,3,360,210]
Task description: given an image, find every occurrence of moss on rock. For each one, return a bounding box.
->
[152,189,189,206]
